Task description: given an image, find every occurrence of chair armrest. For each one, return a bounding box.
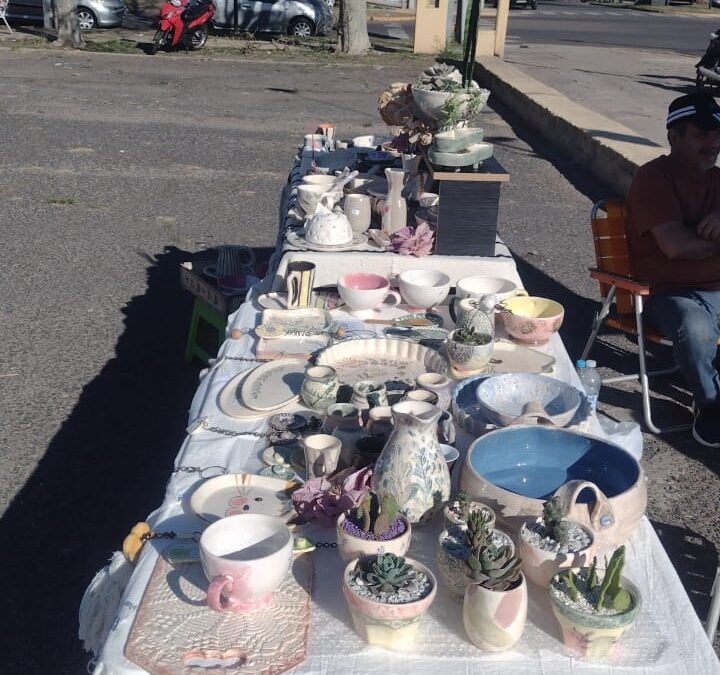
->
[589,268,653,295]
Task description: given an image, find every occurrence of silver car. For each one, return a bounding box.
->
[212,0,332,37]
[5,0,126,29]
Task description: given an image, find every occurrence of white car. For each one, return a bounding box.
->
[212,0,333,36]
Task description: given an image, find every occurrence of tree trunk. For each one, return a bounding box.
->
[337,0,371,55]
[54,0,85,48]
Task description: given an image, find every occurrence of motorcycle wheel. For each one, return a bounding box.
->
[150,29,170,54]
[188,24,209,50]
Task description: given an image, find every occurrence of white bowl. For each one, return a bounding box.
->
[456,276,524,302]
[296,184,342,216]
[301,174,339,187]
[476,373,581,427]
[398,269,451,309]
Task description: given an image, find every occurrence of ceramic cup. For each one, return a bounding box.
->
[200,513,293,614]
[351,380,389,410]
[301,174,338,188]
[304,133,324,151]
[337,272,402,318]
[303,433,342,479]
[438,443,460,472]
[286,261,316,309]
[403,389,439,406]
[344,194,372,235]
[397,269,451,309]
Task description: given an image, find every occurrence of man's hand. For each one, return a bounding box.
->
[697,210,720,241]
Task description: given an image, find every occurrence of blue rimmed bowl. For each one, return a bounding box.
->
[459,426,646,548]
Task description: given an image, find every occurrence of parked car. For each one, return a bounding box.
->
[212,0,332,36]
[5,0,126,29]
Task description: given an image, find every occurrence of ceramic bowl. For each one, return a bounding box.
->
[199,513,293,612]
[456,276,525,302]
[296,184,342,216]
[476,373,581,427]
[459,426,647,547]
[301,174,339,187]
[501,296,564,345]
[438,443,459,471]
[337,273,401,317]
[352,134,392,152]
[397,269,451,309]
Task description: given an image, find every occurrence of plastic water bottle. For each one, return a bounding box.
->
[576,359,601,414]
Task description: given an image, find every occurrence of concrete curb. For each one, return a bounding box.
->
[474,56,663,196]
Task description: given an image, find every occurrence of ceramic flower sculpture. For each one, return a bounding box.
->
[390,222,435,257]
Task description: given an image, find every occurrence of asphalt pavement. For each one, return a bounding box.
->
[1,39,719,674]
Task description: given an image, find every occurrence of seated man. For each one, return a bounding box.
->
[627,91,720,447]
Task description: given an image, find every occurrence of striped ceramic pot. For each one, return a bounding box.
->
[463,573,528,651]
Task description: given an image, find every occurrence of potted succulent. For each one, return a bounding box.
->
[462,537,527,652]
[437,510,514,599]
[548,545,641,659]
[342,552,437,651]
[518,496,595,588]
[336,491,412,562]
[446,326,494,373]
[443,491,496,531]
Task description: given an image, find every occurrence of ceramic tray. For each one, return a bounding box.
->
[315,338,446,386]
[241,359,306,412]
[189,473,299,522]
[447,339,555,380]
[125,553,312,675]
[286,230,368,252]
[260,308,331,335]
[451,374,592,435]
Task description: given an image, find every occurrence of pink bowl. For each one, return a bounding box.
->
[501,296,564,345]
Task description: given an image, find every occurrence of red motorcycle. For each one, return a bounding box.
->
[150,0,215,53]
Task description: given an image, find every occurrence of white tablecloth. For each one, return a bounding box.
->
[81,150,720,675]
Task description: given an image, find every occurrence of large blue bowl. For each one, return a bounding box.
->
[460,426,646,547]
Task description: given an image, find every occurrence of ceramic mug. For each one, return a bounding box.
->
[200,514,293,614]
[337,272,402,318]
[343,194,372,235]
[303,433,342,479]
[286,261,316,309]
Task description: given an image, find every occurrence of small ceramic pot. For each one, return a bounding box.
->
[402,389,439,406]
[366,406,393,441]
[300,365,338,413]
[518,518,595,588]
[336,512,412,562]
[443,499,496,531]
[446,330,493,373]
[397,269,451,309]
[500,296,564,345]
[342,556,437,651]
[463,573,528,652]
[330,404,367,469]
[337,273,402,318]
[436,527,515,600]
[548,572,641,659]
[415,373,454,411]
[323,403,361,434]
[351,380,389,410]
[303,434,342,479]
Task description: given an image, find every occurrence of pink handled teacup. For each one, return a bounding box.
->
[200,513,293,614]
[337,272,401,318]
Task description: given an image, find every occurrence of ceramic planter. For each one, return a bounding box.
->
[443,499,496,531]
[342,557,437,651]
[300,365,338,413]
[336,512,412,563]
[436,527,514,600]
[518,517,595,588]
[446,330,494,372]
[463,573,527,651]
[415,372,455,411]
[548,572,641,659]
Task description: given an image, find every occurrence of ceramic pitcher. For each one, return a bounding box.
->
[380,168,407,236]
[372,400,451,524]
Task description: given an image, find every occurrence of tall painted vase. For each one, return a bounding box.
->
[381,168,407,236]
[371,401,450,524]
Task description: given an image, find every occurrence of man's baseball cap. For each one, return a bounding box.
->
[667,91,720,130]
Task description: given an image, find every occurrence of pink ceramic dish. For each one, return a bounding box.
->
[337,273,401,317]
[500,296,564,345]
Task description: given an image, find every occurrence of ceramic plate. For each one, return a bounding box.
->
[257,291,345,311]
[240,359,306,412]
[189,473,300,523]
[217,369,283,420]
[286,230,368,252]
[315,338,446,386]
[262,442,302,468]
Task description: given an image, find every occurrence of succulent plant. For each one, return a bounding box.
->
[351,491,399,538]
[464,509,491,551]
[465,543,523,591]
[457,491,471,522]
[452,325,492,346]
[561,545,633,613]
[361,553,415,594]
[541,496,571,546]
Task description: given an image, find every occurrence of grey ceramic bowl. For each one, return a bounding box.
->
[476,373,581,427]
[428,141,494,169]
[432,127,485,153]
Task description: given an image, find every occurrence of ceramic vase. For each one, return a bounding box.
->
[330,403,367,469]
[381,168,407,236]
[300,365,338,413]
[415,373,455,411]
[463,573,528,652]
[342,557,437,651]
[372,401,450,524]
[548,573,641,659]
